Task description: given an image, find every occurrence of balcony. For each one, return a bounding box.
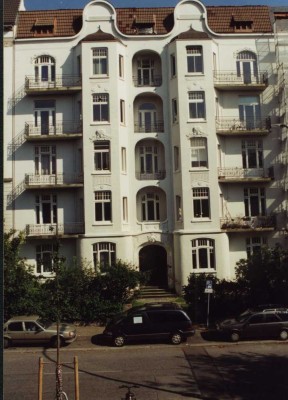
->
[25,173,84,188]
[134,121,164,133]
[136,171,166,180]
[26,223,84,237]
[218,167,274,183]
[25,121,82,141]
[25,75,82,95]
[214,71,268,91]
[133,75,162,87]
[216,117,270,136]
[221,215,275,232]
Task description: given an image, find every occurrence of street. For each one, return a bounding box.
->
[4,340,288,400]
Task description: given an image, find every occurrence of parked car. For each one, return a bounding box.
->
[3,316,77,348]
[216,308,288,342]
[103,302,195,347]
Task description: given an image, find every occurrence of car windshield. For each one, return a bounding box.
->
[37,318,53,329]
[236,310,253,322]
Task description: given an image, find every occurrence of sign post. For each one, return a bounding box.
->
[204,280,213,328]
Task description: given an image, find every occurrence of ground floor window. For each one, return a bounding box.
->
[93,242,116,269]
[192,238,215,270]
[246,237,267,258]
[36,244,55,274]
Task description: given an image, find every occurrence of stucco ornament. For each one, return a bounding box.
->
[89,130,110,142]
[147,233,157,243]
[186,127,206,138]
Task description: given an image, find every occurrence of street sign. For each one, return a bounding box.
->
[206,280,213,289]
[204,288,213,293]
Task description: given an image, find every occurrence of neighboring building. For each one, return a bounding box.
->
[3,0,287,293]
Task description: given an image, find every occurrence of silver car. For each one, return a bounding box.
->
[4,315,77,348]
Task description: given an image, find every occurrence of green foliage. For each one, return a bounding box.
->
[4,230,42,320]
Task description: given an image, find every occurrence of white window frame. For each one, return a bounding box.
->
[92,48,108,76]
[242,140,263,169]
[192,238,215,270]
[35,194,57,224]
[34,55,55,82]
[94,191,112,222]
[119,54,124,78]
[123,197,128,222]
[246,237,267,258]
[187,46,203,73]
[36,244,56,275]
[120,99,125,124]
[190,137,208,168]
[121,147,127,173]
[140,146,159,174]
[170,54,176,77]
[141,193,160,221]
[188,91,206,120]
[172,98,178,123]
[176,195,182,221]
[192,188,210,219]
[35,145,56,175]
[244,187,266,217]
[92,94,109,123]
[174,146,179,172]
[94,141,110,171]
[93,242,116,269]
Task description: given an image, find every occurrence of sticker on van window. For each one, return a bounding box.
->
[133,316,143,324]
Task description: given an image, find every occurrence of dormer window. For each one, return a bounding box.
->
[133,14,156,34]
[33,18,55,36]
[231,15,253,32]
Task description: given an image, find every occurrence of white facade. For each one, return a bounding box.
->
[4,0,287,293]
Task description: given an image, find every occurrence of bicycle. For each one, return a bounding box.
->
[55,364,69,400]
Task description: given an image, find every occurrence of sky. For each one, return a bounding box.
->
[24,0,288,11]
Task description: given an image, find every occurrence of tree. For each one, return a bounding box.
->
[4,230,41,320]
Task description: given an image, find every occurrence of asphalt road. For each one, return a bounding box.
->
[4,340,288,400]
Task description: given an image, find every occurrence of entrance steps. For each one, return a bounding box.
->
[138,285,177,302]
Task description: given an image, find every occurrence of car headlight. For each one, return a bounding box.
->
[68,331,76,337]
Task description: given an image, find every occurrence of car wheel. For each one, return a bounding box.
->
[230,332,240,342]
[50,336,64,348]
[171,333,182,345]
[4,338,10,349]
[279,330,288,341]
[113,335,125,347]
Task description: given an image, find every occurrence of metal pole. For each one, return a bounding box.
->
[207,293,210,328]
[74,356,80,400]
[38,357,43,400]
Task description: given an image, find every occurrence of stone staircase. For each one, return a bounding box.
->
[138,285,177,302]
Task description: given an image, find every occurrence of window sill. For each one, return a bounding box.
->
[189,167,209,171]
[187,119,206,123]
[185,73,204,77]
[192,269,216,273]
[90,75,109,79]
[91,122,110,125]
[92,171,111,175]
[191,218,211,222]
[93,222,113,226]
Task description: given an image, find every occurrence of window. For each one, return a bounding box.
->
[123,197,128,222]
[36,194,57,224]
[174,146,179,171]
[92,48,108,75]
[138,103,157,132]
[239,96,260,130]
[244,188,266,217]
[141,193,160,221]
[7,322,24,331]
[176,195,182,221]
[93,242,116,269]
[236,51,257,84]
[93,94,109,122]
[242,140,263,169]
[192,188,210,218]
[171,54,176,77]
[192,238,215,270]
[119,55,124,78]
[137,58,155,86]
[246,237,267,258]
[94,191,112,222]
[36,244,55,274]
[187,46,203,73]
[94,141,110,171]
[35,146,56,175]
[172,98,178,123]
[34,55,55,82]
[121,147,127,172]
[120,99,125,124]
[140,146,158,174]
[188,92,205,119]
[34,100,55,135]
[190,138,208,168]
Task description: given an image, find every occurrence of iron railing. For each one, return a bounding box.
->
[25,121,82,136]
[215,117,270,132]
[135,171,166,180]
[26,223,84,236]
[132,75,162,87]
[134,121,164,133]
[25,75,81,90]
[25,173,84,186]
[218,167,273,180]
[213,70,268,85]
[220,215,276,230]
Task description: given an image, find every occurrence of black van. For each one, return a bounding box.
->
[103,303,195,347]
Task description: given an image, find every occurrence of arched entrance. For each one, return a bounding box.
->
[139,245,168,287]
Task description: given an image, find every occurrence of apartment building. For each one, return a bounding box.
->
[4,0,287,293]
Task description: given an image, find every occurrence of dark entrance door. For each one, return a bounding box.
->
[139,245,167,287]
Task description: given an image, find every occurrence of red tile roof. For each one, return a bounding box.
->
[4,0,21,27]
[16,5,272,39]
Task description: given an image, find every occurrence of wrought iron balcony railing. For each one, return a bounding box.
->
[132,75,162,87]
[25,75,82,91]
[135,171,166,180]
[25,173,84,186]
[218,167,273,180]
[213,70,268,86]
[216,117,270,132]
[220,215,276,230]
[26,223,84,236]
[25,121,82,137]
[134,121,164,133]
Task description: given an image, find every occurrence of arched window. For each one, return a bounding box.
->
[34,55,55,82]
[191,239,215,270]
[93,242,116,269]
[236,51,258,84]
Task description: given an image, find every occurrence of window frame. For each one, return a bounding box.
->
[186,46,203,74]
[92,94,109,123]
[191,238,215,271]
[192,187,210,219]
[190,137,208,168]
[246,236,267,258]
[94,191,112,223]
[36,243,56,275]
[188,91,206,120]
[93,242,116,269]
[93,140,110,172]
[92,47,108,76]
